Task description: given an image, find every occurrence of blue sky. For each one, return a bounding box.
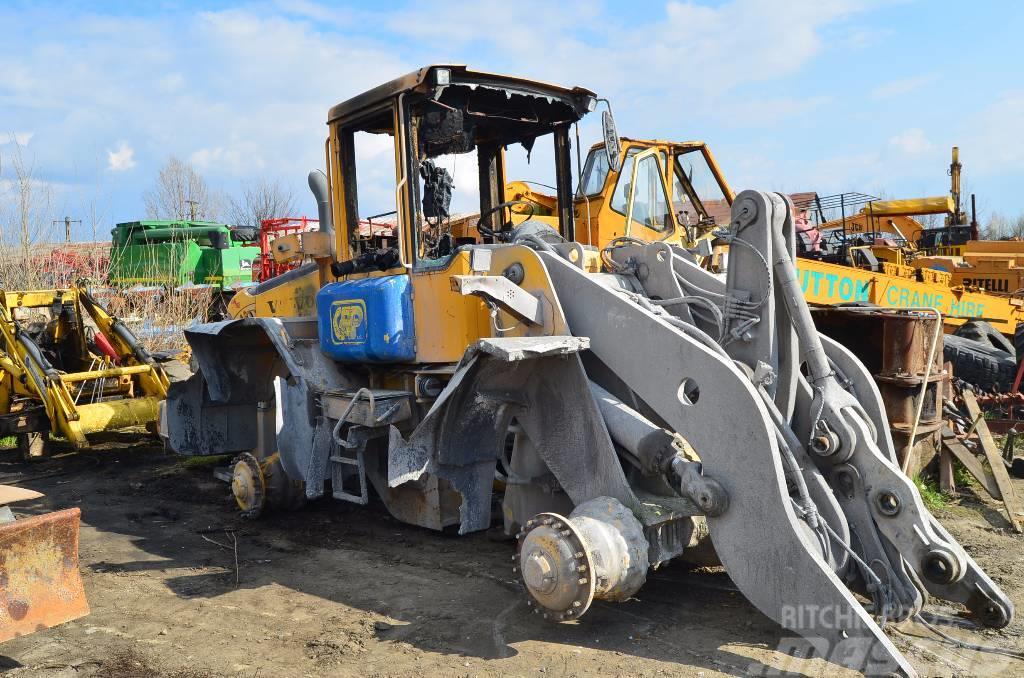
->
[1,0,1022,240]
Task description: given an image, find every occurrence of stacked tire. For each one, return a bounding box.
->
[944,321,1016,392]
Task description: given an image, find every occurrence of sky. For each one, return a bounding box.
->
[1,0,1022,241]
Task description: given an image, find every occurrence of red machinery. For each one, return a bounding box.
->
[254,215,397,282]
[31,245,110,288]
[254,217,319,282]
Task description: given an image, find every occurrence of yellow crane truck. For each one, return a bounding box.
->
[164,65,1012,678]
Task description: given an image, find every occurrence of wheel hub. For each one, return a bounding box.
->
[522,551,557,595]
[230,452,266,518]
[515,513,596,621]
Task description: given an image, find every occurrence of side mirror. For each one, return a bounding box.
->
[601,100,621,172]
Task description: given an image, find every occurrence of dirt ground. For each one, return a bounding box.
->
[1,435,1022,678]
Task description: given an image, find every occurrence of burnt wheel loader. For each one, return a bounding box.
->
[0,286,171,454]
[164,65,1013,677]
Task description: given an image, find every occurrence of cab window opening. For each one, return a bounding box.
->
[609,148,672,232]
[675,149,728,226]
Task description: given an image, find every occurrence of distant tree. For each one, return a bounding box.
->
[0,137,53,252]
[144,156,220,221]
[0,137,55,288]
[1010,214,1024,240]
[981,212,1024,240]
[227,178,296,227]
[983,212,1007,239]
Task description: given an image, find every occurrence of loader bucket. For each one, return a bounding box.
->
[0,507,89,642]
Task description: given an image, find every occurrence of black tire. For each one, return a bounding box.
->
[1011,457,1024,480]
[954,320,1014,355]
[17,431,49,460]
[944,334,1016,391]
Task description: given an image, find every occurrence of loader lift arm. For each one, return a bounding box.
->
[525,192,1012,676]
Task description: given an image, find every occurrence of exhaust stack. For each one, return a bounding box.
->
[308,170,333,236]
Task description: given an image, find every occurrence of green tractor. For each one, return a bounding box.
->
[107,220,259,318]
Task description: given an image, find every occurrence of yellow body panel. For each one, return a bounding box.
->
[250,267,324,318]
[481,246,572,338]
[913,245,1024,296]
[410,252,490,363]
[962,240,1024,255]
[796,258,1023,333]
[821,213,925,244]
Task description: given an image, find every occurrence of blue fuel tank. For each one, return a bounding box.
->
[316,276,416,363]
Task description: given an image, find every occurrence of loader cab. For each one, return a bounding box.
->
[570,139,734,251]
[323,65,597,362]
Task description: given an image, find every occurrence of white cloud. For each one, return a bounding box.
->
[871,74,936,99]
[963,91,1024,174]
[0,5,410,219]
[889,128,933,154]
[718,95,831,127]
[383,0,866,115]
[0,0,887,223]
[158,73,185,93]
[107,141,136,171]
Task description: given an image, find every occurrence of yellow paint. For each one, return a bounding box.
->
[498,139,733,252]
[482,246,571,337]
[227,288,256,318]
[796,257,1023,332]
[0,286,169,447]
[71,396,162,437]
[329,299,367,345]
[252,266,323,318]
[410,252,490,363]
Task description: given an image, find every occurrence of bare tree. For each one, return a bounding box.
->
[981,212,1024,240]
[144,156,220,221]
[227,178,296,227]
[0,139,53,284]
[1008,214,1024,240]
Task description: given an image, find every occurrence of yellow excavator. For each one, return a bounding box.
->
[164,66,1013,677]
